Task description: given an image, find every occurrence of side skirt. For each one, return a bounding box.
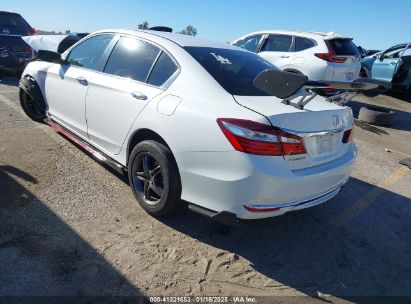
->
[44,118,126,174]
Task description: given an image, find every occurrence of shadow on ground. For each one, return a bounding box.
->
[348,99,411,132]
[160,176,411,299]
[0,164,145,301]
[386,90,411,103]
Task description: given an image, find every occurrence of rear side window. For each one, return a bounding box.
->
[295,37,315,51]
[0,13,31,35]
[147,52,178,86]
[104,37,161,82]
[328,39,359,56]
[67,34,113,71]
[233,35,263,53]
[185,46,277,96]
[0,13,29,28]
[261,35,293,52]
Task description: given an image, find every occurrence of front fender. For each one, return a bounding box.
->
[19,74,46,110]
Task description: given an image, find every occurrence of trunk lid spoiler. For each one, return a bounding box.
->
[253,70,389,109]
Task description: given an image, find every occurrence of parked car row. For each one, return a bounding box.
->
[232,30,361,83]
[2,10,409,93]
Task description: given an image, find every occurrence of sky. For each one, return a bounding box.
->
[1,0,410,50]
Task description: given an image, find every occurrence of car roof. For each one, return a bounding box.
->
[0,11,21,15]
[93,29,241,50]
[233,29,352,42]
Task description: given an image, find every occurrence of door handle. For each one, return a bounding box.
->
[389,61,397,65]
[280,55,290,58]
[131,91,148,100]
[76,76,88,86]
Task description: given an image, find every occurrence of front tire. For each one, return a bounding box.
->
[19,89,46,122]
[128,140,182,215]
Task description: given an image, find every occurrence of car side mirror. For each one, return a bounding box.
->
[38,50,63,64]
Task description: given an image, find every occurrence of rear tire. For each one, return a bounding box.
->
[128,140,182,215]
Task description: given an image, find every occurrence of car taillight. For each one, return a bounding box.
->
[315,40,346,63]
[314,52,346,63]
[342,129,353,143]
[28,27,36,35]
[217,118,306,156]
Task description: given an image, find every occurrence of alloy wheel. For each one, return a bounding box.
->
[132,152,164,205]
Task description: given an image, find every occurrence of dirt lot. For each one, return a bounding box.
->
[1,77,411,302]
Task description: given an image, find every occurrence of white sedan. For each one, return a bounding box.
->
[19,29,358,224]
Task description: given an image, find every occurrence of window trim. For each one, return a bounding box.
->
[99,33,181,89]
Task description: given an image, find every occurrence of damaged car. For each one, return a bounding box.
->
[361,43,411,91]
[19,29,385,224]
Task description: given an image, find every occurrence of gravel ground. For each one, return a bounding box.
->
[0,77,411,302]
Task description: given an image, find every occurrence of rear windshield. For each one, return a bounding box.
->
[0,13,30,29]
[184,47,277,96]
[328,39,359,56]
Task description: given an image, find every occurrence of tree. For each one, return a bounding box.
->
[138,21,149,30]
[178,25,197,36]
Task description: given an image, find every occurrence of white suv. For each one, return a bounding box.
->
[232,30,361,82]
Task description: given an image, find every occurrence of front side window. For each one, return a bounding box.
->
[261,35,293,52]
[104,37,161,82]
[295,37,315,52]
[233,35,263,53]
[67,34,113,70]
[185,47,278,96]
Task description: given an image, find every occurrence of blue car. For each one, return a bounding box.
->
[360,43,411,91]
[0,11,35,77]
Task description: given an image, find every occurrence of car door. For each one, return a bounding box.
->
[258,34,294,68]
[85,36,179,155]
[371,44,407,82]
[44,34,114,138]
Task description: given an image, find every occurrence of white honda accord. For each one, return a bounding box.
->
[19,29,361,223]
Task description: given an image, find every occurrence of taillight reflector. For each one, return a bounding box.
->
[244,205,281,212]
[217,118,306,156]
[342,129,353,143]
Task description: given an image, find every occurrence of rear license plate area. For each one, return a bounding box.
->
[305,133,339,157]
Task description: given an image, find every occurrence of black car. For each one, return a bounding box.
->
[0,11,35,77]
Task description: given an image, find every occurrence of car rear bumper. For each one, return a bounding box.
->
[178,144,356,219]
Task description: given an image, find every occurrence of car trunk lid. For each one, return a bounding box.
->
[233,95,354,169]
